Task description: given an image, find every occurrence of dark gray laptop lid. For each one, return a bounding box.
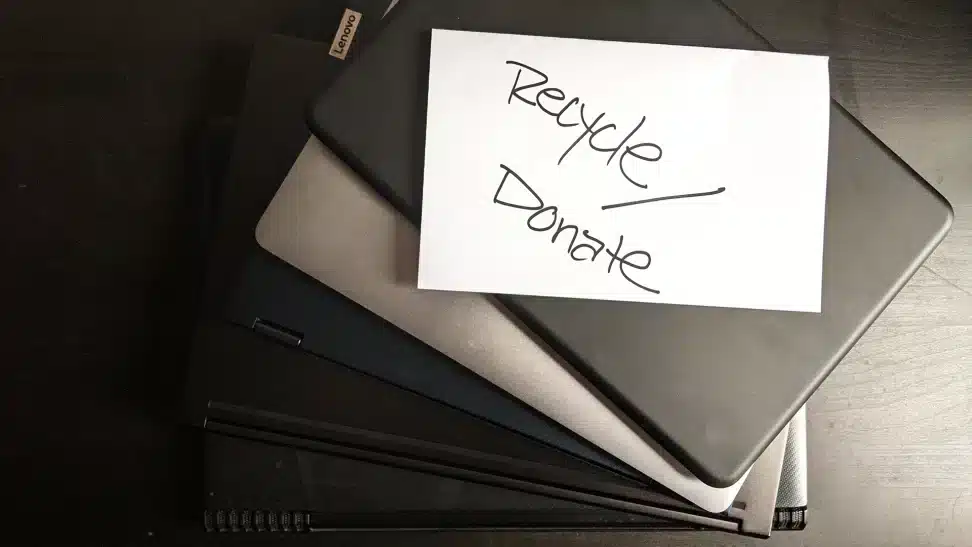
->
[308,0,952,486]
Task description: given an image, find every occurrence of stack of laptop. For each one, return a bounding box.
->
[184,0,951,539]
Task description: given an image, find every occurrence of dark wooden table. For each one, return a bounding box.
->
[2,1,969,545]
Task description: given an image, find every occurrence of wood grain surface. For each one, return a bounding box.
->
[653,1,972,544]
[1,0,969,545]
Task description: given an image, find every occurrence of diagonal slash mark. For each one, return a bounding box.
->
[601,187,726,211]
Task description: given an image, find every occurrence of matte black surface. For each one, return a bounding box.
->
[182,30,785,534]
[197,1,391,316]
[189,321,769,532]
[189,320,660,496]
[179,31,747,533]
[204,432,691,531]
[309,0,953,486]
[225,250,641,480]
[184,20,643,480]
[190,317,794,536]
[4,0,969,543]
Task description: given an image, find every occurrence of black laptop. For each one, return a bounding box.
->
[308,0,953,487]
[183,26,797,536]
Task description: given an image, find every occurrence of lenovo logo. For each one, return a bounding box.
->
[329,8,362,60]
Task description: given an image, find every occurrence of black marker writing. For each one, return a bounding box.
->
[494,164,660,294]
[504,60,726,210]
[602,187,727,211]
[493,165,543,210]
[506,61,547,106]
[505,60,663,189]
[527,206,559,231]
[570,230,605,262]
[618,141,662,188]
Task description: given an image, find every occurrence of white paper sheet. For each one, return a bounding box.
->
[418,29,830,313]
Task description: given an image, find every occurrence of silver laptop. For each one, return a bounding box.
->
[256,137,752,512]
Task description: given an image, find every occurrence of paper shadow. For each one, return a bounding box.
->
[394,30,432,285]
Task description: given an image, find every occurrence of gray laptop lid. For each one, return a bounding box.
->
[256,138,749,512]
[308,0,952,486]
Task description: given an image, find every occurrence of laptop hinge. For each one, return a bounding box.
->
[251,317,304,347]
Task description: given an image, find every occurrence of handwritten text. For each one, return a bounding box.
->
[493,164,659,294]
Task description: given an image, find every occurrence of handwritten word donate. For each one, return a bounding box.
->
[494,60,672,295]
[493,164,658,294]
